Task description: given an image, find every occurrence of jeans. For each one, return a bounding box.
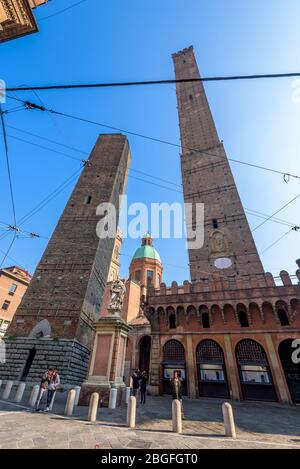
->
[46,390,55,408]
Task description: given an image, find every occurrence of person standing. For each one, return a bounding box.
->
[45,367,60,412]
[35,369,51,412]
[170,371,184,418]
[131,370,140,398]
[139,370,148,404]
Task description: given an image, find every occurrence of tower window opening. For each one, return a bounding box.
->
[277,309,290,326]
[238,310,249,328]
[169,313,176,329]
[202,312,210,329]
[85,195,92,204]
[212,219,218,229]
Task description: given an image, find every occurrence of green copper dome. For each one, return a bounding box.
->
[133,233,161,262]
[133,245,161,262]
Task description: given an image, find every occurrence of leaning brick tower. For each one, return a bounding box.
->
[0,134,131,384]
[172,46,264,281]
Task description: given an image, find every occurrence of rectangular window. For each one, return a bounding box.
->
[134,270,141,282]
[0,320,9,332]
[147,270,153,285]
[199,364,225,382]
[240,365,270,384]
[8,284,17,295]
[1,301,10,311]
[157,273,161,285]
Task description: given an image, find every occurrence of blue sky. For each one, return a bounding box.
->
[1,0,300,284]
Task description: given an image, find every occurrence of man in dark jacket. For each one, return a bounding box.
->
[139,371,148,404]
[131,370,140,398]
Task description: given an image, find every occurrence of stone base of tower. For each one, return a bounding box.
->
[0,337,90,385]
[78,315,131,407]
[79,378,126,407]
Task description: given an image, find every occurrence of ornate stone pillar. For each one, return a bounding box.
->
[186,334,197,398]
[148,333,160,395]
[79,278,131,406]
[264,334,290,404]
[223,335,240,400]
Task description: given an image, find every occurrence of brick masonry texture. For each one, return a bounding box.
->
[172,46,264,281]
[0,134,131,384]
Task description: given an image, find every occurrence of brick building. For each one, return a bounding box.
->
[0,0,49,43]
[144,47,300,405]
[0,266,31,337]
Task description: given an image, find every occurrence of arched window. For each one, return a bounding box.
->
[163,340,185,362]
[277,309,290,326]
[202,312,210,329]
[238,310,249,327]
[169,313,176,329]
[235,339,276,402]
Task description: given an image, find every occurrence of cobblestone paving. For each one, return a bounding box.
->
[0,390,300,449]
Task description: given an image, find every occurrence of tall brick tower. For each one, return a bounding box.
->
[0,134,131,384]
[172,46,264,281]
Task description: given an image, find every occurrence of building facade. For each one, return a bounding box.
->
[0,134,131,385]
[144,47,300,405]
[0,266,31,337]
[0,0,49,43]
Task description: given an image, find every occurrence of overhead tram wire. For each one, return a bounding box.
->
[39,0,90,21]
[1,126,299,232]
[6,95,300,184]
[252,192,300,232]
[5,72,300,93]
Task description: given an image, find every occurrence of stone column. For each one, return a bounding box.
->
[223,335,240,400]
[264,334,290,404]
[148,333,160,396]
[186,335,196,398]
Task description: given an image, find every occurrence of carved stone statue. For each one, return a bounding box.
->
[108,277,126,316]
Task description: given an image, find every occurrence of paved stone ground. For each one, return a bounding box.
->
[0,388,300,449]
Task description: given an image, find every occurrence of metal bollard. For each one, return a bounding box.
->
[48,391,56,411]
[109,388,118,409]
[15,382,26,403]
[2,380,14,400]
[222,402,236,438]
[172,399,182,434]
[88,392,99,422]
[0,379,2,390]
[126,396,136,428]
[65,389,76,416]
[28,385,40,407]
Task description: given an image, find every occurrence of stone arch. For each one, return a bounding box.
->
[162,339,187,395]
[199,304,210,328]
[196,339,229,398]
[222,303,235,324]
[249,302,263,325]
[235,339,277,402]
[29,319,51,338]
[166,306,176,329]
[210,304,221,326]
[236,303,250,327]
[275,300,290,325]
